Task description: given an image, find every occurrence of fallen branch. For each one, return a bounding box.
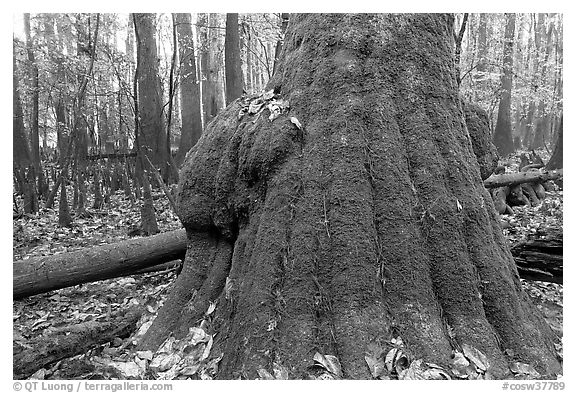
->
[13,307,142,379]
[511,227,562,284]
[14,229,187,299]
[484,169,562,189]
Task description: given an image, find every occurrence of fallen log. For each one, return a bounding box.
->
[13,307,142,379]
[13,229,187,300]
[484,169,563,189]
[511,228,562,284]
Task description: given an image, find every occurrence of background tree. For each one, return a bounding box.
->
[272,13,290,75]
[200,13,226,125]
[23,14,41,178]
[133,13,170,182]
[545,115,562,170]
[138,13,560,379]
[530,21,554,150]
[224,13,243,104]
[173,13,202,165]
[493,13,516,156]
[13,44,33,193]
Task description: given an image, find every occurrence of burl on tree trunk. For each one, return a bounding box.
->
[139,14,560,379]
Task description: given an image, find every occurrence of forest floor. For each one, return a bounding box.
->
[12,151,563,380]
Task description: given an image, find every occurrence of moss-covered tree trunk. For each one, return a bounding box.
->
[139,13,560,379]
[493,13,516,157]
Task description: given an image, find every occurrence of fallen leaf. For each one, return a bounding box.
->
[510,362,541,378]
[257,368,275,380]
[136,350,154,361]
[290,116,302,130]
[149,353,181,373]
[462,343,489,372]
[273,362,289,380]
[399,359,425,380]
[365,354,386,379]
[188,327,209,345]
[205,301,217,316]
[313,352,342,377]
[384,347,398,372]
[262,89,275,100]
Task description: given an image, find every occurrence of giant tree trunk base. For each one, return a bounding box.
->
[140,14,561,379]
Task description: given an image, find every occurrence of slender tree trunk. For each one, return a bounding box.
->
[24,14,41,173]
[139,14,560,379]
[454,13,469,86]
[545,115,562,170]
[202,13,226,125]
[245,22,253,93]
[476,13,487,73]
[493,13,516,157]
[272,13,290,76]
[197,13,209,128]
[13,50,31,170]
[225,13,243,104]
[13,47,33,195]
[531,21,554,150]
[174,13,203,165]
[522,14,544,148]
[58,171,72,227]
[133,13,170,182]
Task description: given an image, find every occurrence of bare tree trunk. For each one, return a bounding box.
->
[522,14,544,148]
[476,13,488,73]
[546,115,562,170]
[174,13,203,165]
[493,13,516,157]
[13,47,32,181]
[202,13,225,125]
[272,13,290,76]
[23,14,41,173]
[225,13,243,104]
[133,13,170,182]
[531,21,554,150]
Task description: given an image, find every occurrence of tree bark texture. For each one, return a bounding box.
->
[140,14,560,379]
[493,13,516,157]
[13,229,187,300]
[174,13,203,166]
[225,13,244,105]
